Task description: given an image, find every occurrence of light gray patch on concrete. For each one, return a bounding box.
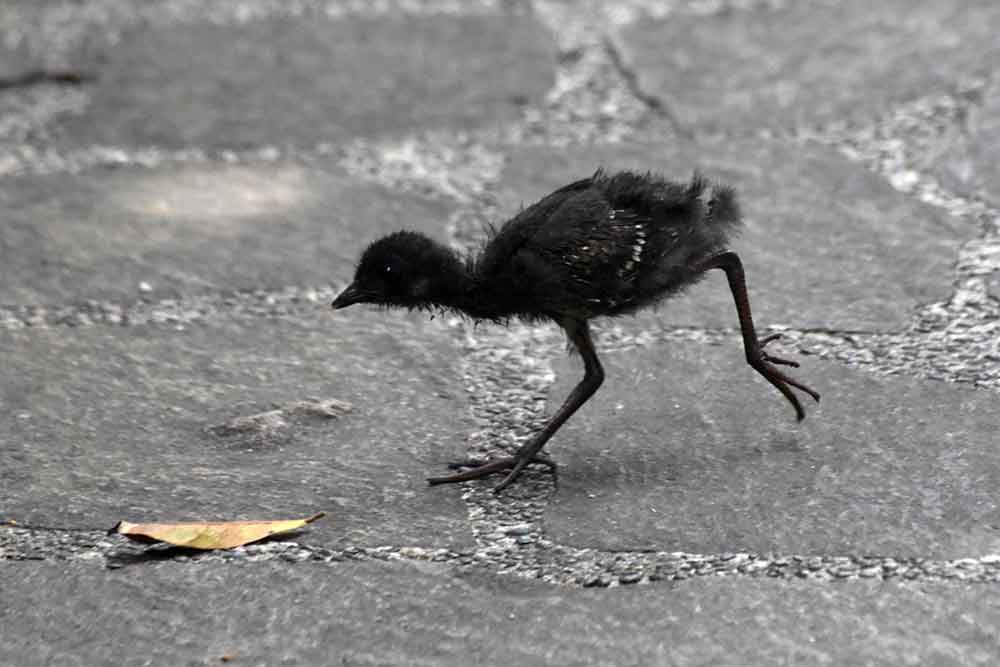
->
[0,310,474,549]
[0,160,453,305]
[48,13,555,150]
[2,560,999,666]
[543,341,1000,558]
[619,1,1000,134]
[497,139,965,332]
[934,80,1000,209]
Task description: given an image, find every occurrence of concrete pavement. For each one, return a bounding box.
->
[2,1,1000,664]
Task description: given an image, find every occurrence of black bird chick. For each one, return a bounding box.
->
[333,170,819,492]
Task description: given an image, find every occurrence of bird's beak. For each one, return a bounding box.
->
[331,283,365,309]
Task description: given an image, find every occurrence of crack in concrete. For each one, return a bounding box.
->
[599,33,692,139]
[522,0,661,145]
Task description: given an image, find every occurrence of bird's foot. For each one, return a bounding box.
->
[756,333,800,367]
[748,333,821,419]
[427,454,557,493]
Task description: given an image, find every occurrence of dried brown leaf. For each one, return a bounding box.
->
[111,512,325,550]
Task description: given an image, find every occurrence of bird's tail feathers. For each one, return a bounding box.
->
[706,183,740,229]
[690,172,741,249]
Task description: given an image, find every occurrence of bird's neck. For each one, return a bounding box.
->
[404,251,476,315]
[403,242,511,320]
[422,262,504,321]
[428,267,475,312]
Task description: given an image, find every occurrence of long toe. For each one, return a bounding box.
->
[747,335,821,415]
[427,455,556,488]
[445,458,493,470]
[427,457,519,485]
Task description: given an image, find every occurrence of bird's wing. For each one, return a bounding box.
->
[475,177,598,277]
[523,192,700,309]
[548,175,598,197]
[529,196,661,271]
[513,196,650,300]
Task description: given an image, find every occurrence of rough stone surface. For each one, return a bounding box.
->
[0,161,453,305]
[545,341,1000,557]
[620,1,1000,134]
[0,311,473,549]
[498,139,964,331]
[3,0,1000,662]
[934,80,1000,208]
[46,13,555,149]
[2,560,999,666]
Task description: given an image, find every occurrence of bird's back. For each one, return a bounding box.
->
[473,170,742,320]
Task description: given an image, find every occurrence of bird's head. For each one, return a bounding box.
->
[332,231,467,311]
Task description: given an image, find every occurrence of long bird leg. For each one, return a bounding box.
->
[428,320,605,493]
[692,251,820,420]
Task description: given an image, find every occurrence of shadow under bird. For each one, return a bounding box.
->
[333,169,820,492]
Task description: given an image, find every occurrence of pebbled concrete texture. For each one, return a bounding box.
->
[3,0,1000,664]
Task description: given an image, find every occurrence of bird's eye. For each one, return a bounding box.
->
[384,265,392,273]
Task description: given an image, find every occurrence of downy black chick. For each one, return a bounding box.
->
[332,170,819,492]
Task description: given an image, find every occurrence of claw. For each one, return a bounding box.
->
[763,353,800,368]
[757,333,800,367]
[746,334,820,421]
[446,458,490,470]
[759,332,782,347]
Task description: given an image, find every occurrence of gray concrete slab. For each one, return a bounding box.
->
[2,2,998,663]
[0,4,68,80]
[2,560,999,666]
[497,139,964,332]
[934,80,1000,209]
[543,341,1000,558]
[619,1,1000,133]
[0,43,32,82]
[0,161,453,305]
[49,12,554,149]
[0,310,474,549]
